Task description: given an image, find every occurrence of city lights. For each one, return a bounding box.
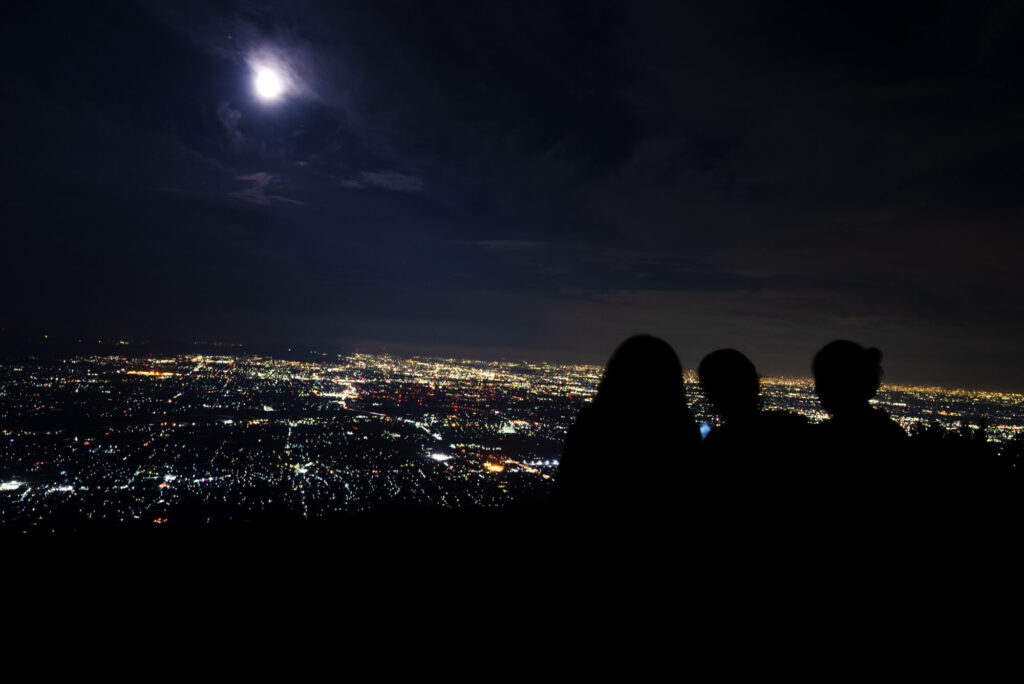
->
[1,350,1021,532]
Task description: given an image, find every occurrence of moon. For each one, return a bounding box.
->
[254,67,283,100]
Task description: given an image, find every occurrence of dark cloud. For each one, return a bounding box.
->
[230,172,275,205]
[2,1,1023,390]
[341,171,425,192]
[230,172,302,205]
[216,101,244,152]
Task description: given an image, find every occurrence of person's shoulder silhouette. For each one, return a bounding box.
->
[697,349,810,491]
[812,341,905,439]
[553,335,699,514]
[811,340,908,493]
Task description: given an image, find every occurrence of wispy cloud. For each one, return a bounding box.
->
[216,101,244,152]
[230,172,302,206]
[340,171,424,192]
[460,240,549,252]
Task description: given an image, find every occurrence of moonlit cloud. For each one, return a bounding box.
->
[341,171,425,193]
[216,101,244,151]
[240,41,316,103]
[230,172,301,206]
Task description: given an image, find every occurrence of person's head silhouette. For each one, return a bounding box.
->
[813,340,883,416]
[698,349,759,422]
[596,335,684,413]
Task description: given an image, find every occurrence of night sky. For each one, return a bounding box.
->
[2,1,1023,390]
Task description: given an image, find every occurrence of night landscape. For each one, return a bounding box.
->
[3,2,1023,554]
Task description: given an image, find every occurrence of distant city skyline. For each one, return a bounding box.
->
[2,350,1020,531]
[3,334,1023,395]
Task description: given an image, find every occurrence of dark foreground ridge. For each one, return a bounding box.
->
[11,498,1020,594]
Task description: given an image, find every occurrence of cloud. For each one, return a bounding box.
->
[230,172,273,205]
[341,171,425,192]
[229,172,302,206]
[460,240,549,252]
[216,101,244,152]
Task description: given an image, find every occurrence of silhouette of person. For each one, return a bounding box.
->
[698,349,810,493]
[553,335,700,514]
[811,340,908,503]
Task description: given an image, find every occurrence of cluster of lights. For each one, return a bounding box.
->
[1,350,1021,532]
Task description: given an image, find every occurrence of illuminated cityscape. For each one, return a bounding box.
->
[1,349,1021,532]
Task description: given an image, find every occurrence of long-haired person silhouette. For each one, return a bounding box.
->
[553,335,700,513]
[812,340,908,498]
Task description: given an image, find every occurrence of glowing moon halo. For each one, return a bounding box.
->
[254,67,283,100]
